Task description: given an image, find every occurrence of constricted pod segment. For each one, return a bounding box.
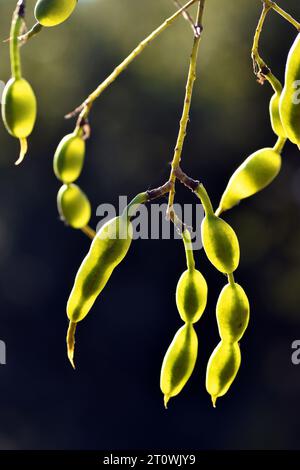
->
[160,323,198,408]
[206,340,241,407]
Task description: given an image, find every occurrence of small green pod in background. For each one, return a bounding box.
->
[216,148,281,215]
[216,282,250,343]
[35,0,77,27]
[53,132,86,183]
[176,269,207,324]
[206,341,241,407]
[279,33,300,146]
[201,215,240,274]
[57,184,91,229]
[160,323,198,408]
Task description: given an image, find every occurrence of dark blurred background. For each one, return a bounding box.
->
[0,0,300,451]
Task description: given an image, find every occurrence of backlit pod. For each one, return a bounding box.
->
[195,185,240,274]
[35,0,77,27]
[216,147,281,215]
[176,231,208,324]
[2,78,37,143]
[280,33,300,146]
[201,215,240,274]
[57,184,91,229]
[160,323,198,408]
[206,276,249,406]
[54,132,86,183]
[206,340,241,407]
[160,230,207,407]
[2,3,37,165]
[66,193,147,367]
[216,282,250,343]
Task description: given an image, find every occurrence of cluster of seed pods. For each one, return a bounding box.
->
[1,1,300,408]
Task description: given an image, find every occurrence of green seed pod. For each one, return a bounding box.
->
[1,78,37,138]
[216,282,250,343]
[35,0,77,27]
[217,148,281,214]
[160,323,198,408]
[57,184,91,229]
[53,132,85,183]
[280,34,300,146]
[206,340,241,407]
[270,91,286,138]
[67,214,133,323]
[176,269,208,324]
[201,215,240,274]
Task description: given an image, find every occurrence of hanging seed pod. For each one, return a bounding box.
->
[216,282,250,343]
[57,183,91,229]
[206,340,241,407]
[35,0,77,27]
[201,215,240,274]
[66,193,147,368]
[53,132,86,183]
[2,2,37,165]
[216,147,281,215]
[2,77,37,140]
[160,323,198,408]
[176,269,207,324]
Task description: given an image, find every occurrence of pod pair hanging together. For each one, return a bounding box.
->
[206,279,250,407]
[160,230,208,408]
[54,131,91,229]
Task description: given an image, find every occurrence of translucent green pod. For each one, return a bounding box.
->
[206,340,241,407]
[35,0,77,27]
[216,282,250,343]
[1,78,37,139]
[53,133,85,183]
[217,148,281,214]
[270,92,286,138]
[160,323,198,408]
[176,269,208,323]
[67,214,133,323]
[279,34,300,146]
[57,184,91,229]
[201,215,240,274]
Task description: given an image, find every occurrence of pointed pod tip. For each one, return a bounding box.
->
[68,351,76,370]
[211,396,217,408]
[66,321,77,371]
[164,395,170,409]
[15,138,28,166]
